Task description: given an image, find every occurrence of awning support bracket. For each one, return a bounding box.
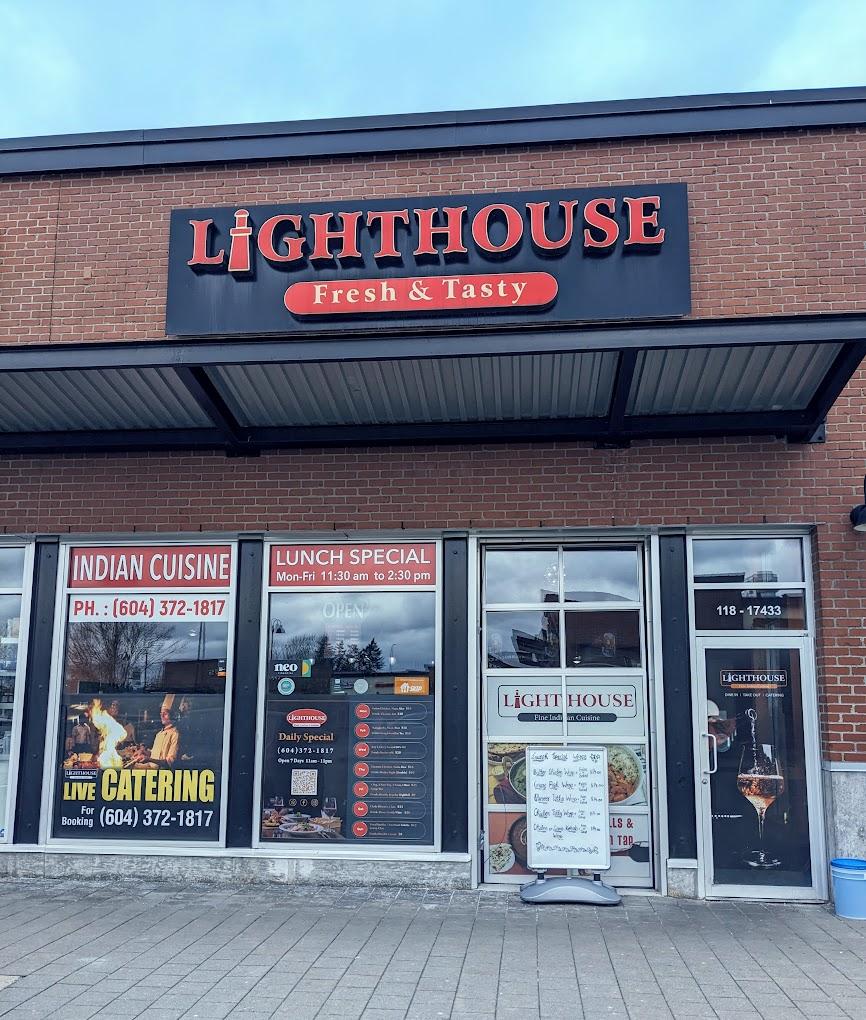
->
[173,366,258,456]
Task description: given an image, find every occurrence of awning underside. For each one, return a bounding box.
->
[0,318,862,454]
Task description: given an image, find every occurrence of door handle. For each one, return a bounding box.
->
[701,731,719,774]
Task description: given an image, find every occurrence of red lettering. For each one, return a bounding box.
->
[258,214,305,263]
[187,219,224,266]
[583,198,619,249]
[527,200,578,250]
[309,211,363,261]
[227,209,253,273]
[624,196,665,245]
[366,209,409,258]
[471,204,523,254]
[414,206,467,255]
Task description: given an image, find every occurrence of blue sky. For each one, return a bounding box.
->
[1,0,864,139]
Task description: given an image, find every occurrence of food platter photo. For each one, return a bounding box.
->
[279,820,325,836]
[607,745,645,806]
[488,841,516,874]
[488,744,527,804]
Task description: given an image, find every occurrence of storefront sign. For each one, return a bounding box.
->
[270,543,437,588]
[69,545,232,589]
[486,680,646,738]
[166,185,690,335]
[720,669,788,690]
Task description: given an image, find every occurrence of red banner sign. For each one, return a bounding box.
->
[68,545,233,589]
[269,543,436,588]
[284,272,557,316]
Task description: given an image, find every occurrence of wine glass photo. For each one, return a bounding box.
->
[736,708,784,869]
[322,797,337,819]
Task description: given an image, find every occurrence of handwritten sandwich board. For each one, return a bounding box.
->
[525,745,610,872]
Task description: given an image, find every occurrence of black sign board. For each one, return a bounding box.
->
[166,185,690,336]
[259,693,434,846]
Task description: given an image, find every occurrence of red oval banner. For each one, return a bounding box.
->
[284,272,558,316]
[286,709,327,728]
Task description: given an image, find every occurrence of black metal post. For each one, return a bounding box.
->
[14,537,60,844]
[658,534,697,858]
[225,538,263,848]
[441,538,469,853]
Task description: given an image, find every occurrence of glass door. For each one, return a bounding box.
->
[480,544,654,888]
[694,635,825,899]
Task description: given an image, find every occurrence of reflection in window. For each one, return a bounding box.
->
[0,579,24,840]
[486,611,561,668]
[563,549,640,602]
[0,549,24,590]
[564,611,641,668]
[269,592,436,681]
[484,549,559,604]
[692,539,804,584]
[63,621,229,695]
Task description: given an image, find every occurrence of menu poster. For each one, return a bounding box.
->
[260,701,350,840]
[55,691,224,841]
[259,698,434,845]
[525,745,610,872]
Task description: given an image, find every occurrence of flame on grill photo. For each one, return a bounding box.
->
[90,698,128,769]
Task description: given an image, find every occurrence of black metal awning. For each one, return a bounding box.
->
[0,315,862,456]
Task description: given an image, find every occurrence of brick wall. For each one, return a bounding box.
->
[0,126,865,760]
[1,128,865,343]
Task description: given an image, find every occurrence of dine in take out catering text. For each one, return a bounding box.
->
[166,185,690,335]
[54,544,233,842]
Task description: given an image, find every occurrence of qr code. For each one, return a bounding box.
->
[291,769,318,796]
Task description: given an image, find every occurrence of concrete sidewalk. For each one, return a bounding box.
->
[0,881,864,1020]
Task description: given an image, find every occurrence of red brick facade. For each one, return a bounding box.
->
[1,126,865,760]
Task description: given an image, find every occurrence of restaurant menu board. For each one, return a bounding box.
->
[260,697,434,844]
[526,746,610,871]
[52,544,233,843]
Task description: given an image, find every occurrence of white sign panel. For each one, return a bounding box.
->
[525,745,610,871]
[68,592,229,623]
[487,680,645,739]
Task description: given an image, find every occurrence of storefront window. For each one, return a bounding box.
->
[258,543,439,848]
[692,538,804,584]
[481,544,652,888]
[563,548,640,602]
[0,547,28,842]
[484,548,559,604]
[50,544,234,843]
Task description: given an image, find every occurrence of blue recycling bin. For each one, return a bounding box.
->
[830,858,866,919]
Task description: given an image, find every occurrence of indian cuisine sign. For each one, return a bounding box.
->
[52,543,234,843]
[166,185,690,335]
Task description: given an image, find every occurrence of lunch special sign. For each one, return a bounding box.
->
[166,185,690,336]
[269,542,437,588]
